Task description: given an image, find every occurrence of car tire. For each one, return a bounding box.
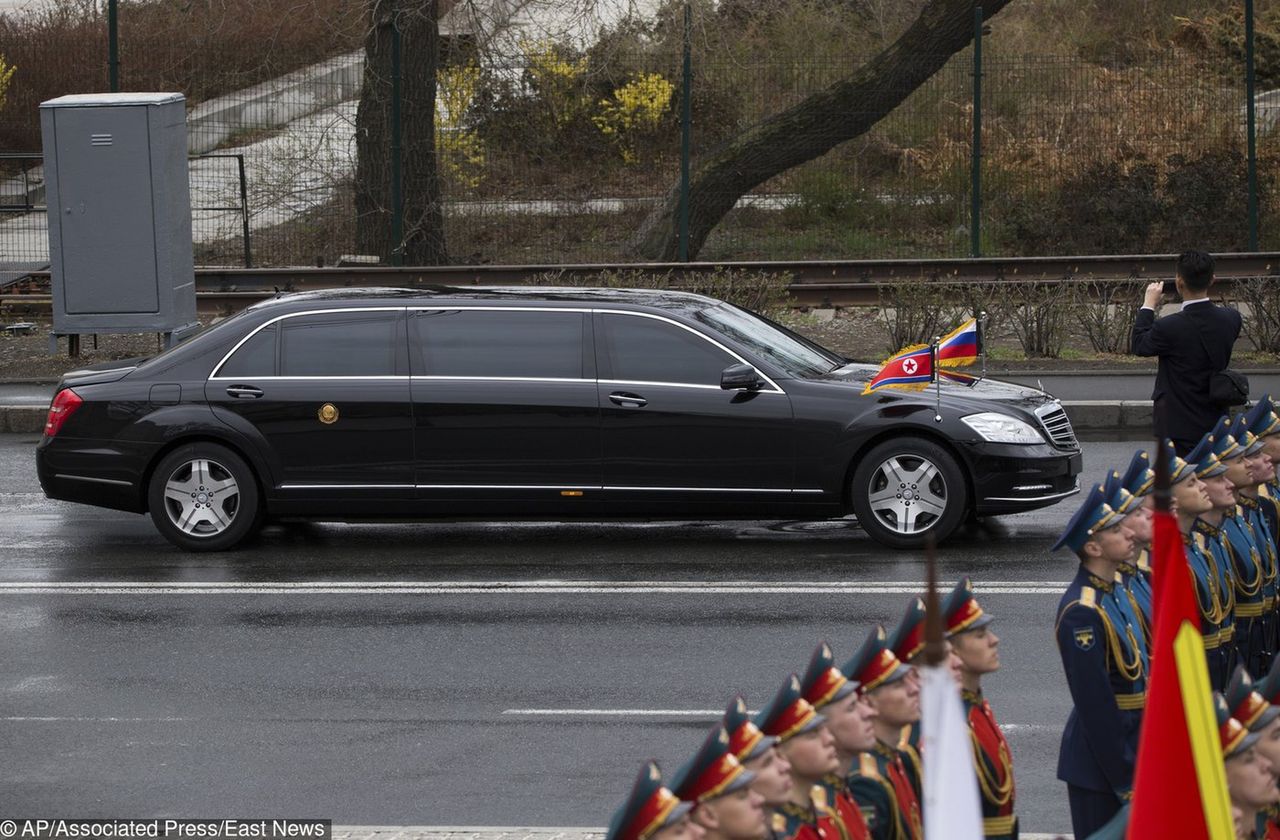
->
[850,436,969,549]
[147,442,262,552]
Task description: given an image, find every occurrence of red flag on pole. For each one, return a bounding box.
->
[1127,504,1233,838]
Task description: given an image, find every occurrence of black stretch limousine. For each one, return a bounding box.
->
[36,287,1082,551]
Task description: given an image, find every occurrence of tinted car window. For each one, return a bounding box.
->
[600,313,734,386]
[218,325,276,377]
[280,311,398,376]
[414,310,585,378]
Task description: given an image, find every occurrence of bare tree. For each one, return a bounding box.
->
[630,0,1012,260]
[355,0,449,264]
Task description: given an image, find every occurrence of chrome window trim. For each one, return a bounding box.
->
[208,307,405,380]
[410,306,594,314]
[210,376,408,381]
[412,375,592,384]
[603,486,821,494]
[591,308,786,394]
[281,484,416,490]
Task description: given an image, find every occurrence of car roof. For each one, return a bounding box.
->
[247,286,724,314]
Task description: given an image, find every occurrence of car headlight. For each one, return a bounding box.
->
[960,412,1044,444]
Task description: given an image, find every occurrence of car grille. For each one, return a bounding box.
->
[1036,403,1078,449]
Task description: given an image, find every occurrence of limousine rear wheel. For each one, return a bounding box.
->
[851,437,968,549]
[147,443,262,552]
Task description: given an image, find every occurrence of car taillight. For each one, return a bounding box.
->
[44,388,83,438]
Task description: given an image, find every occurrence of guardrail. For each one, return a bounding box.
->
[5,253,1280,314]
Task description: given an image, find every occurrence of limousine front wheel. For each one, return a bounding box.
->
[147,443,262,552]
[851,437,968,548]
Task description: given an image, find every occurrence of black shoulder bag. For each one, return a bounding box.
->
[1195,316,1249,408]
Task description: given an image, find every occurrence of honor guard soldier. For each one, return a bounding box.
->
[842,627,923,840]
[885,599,926,799]
[1053,483,1147,839]
[1119,450,1157,586]
[607,762,702,840]
[1225,665,1280,840]
[725,696,794,832]
[797,642,873,840]
[1196,424,1255,679]
[1245,396,1280,556]
[943,578,1017,840]
[1102,471,1155,654]
[1230,414,1280,671]
[1254,659,1280,838]
[1175,438,1236,690]
[1218,693,1280,840]
[671,725,768,840]
[754,674,852,840]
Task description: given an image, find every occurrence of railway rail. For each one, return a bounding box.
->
[4,253,1280,315]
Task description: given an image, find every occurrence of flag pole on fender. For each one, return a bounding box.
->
[978,311,987,381]
[932,336,942,422]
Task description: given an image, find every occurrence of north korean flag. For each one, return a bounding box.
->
[862,344,935,395]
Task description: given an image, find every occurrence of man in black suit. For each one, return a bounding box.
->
[1131,250,1242,456]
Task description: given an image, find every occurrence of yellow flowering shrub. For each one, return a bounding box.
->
[437,63,485,189]
[593,72,675,164]
[523,41,589,129]
[0,54,15,112]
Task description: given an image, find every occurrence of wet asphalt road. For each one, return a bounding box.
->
[2,434,1146,833]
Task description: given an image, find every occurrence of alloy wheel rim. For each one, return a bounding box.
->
[162,458,240,537]
[866,454,947,535]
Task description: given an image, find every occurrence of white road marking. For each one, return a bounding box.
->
[0,579,1067,595]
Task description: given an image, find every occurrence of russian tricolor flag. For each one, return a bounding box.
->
[863,344,935,394]
[937,318,981,368]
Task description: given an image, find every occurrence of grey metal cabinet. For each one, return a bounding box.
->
[40,92,198,350]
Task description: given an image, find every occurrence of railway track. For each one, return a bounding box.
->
[4,253,1280,315]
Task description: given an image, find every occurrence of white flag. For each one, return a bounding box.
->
[919,663,983,840]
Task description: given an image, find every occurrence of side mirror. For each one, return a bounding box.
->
[721,363,762,391]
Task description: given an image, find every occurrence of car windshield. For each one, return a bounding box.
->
[693,303,842,378]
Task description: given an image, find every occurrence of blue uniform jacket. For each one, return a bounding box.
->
[1055,564,1147,795]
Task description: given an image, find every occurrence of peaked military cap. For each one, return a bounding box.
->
[799,641,859,708]
[943,577,994,636]
[1225,666,1280,733]
[1215,692,1260,758]
[606,762,693,840]
[1257,656,1280,707]
[1209,416,1245,462]
[1120,450,1155,499]
[755,674,826,742]
[842,625,911,693]
[1245,394,1280,438]
[1229,414,1267,458]
[1186,432,1230,479]
[670,724,756,804]
[1161,439,1198,485]
[887,598,927,664]
[1102,470,1139,517]
[1052,483,1122,553]
[723,696,777,763]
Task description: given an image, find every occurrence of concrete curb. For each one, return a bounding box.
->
[330,828,1070,840]
[0,400,1154,437]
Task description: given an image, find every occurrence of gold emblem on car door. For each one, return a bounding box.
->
[318,403,339,425]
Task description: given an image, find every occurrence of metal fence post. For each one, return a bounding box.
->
[970,5,983,259]
[389,11,404,266]
[1247,0,1259,251]
[678,0,692,262]
[236,154,252,268]
[108,0,119,91]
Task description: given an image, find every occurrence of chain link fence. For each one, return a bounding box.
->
[0,4,1274,269]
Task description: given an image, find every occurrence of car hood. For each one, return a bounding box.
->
[817,363,1056,414]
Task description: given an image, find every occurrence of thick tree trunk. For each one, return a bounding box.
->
[631,0,1012,261]
[355,0,449,264]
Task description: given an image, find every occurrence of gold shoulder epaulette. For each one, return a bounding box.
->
[859,752,880,779]
[1080,586,1097,608]
[1194,531,1207,551]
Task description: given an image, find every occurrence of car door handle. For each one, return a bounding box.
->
[609,392,647,408]
[225,385,264,399]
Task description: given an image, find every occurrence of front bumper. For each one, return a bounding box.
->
[962,441,1083,515]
